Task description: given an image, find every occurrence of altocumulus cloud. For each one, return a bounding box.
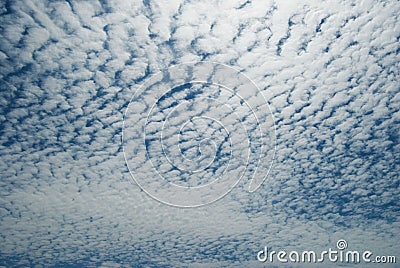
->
[0,0,399,267]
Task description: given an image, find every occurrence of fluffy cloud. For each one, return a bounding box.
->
[0,0,399,266]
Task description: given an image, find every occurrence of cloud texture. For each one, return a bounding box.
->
[0,0,399,266]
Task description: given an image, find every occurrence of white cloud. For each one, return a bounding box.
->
[0,0,399,266]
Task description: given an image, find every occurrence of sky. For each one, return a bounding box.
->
[0,0,399,267]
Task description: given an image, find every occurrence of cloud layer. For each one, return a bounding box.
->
[0,0,399,266]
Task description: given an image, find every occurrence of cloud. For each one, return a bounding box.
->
[0,0,399,266]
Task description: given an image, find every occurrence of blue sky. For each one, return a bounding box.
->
[0,0,399,267]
